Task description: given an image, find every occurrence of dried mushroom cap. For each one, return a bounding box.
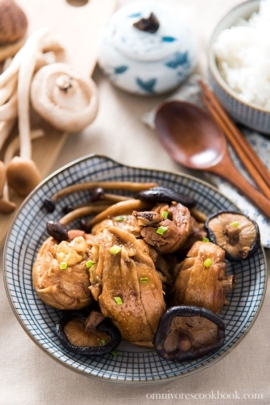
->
[55,310,121,356]
[136,186,196,208]
[206,211,260,261]
[154,305,225,362]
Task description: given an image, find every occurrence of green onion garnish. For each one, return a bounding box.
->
[110,245,122,255]
[60,262,67,270]
[156,226,168,235]
[230,221,239,228]
[100,339,106,346]
[114,296,123,305]
[114,215,125,222]
[111,350,119,357]
[86,260,95,268]
[161,210,168,219]
[204,258,212,268]
[202,237,209,242]
[140,277,149,283]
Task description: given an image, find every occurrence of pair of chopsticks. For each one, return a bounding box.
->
[199,80,270,200]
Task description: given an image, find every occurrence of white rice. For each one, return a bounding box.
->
[213,0,270,110]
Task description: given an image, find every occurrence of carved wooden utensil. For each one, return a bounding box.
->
[154,100,270,220]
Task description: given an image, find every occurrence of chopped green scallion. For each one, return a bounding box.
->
[114,296,123,305]
[202,237,209,242]
[230,221,239,228]
[86,260,95,268]
[204,258,212,268]
[60,262,67,270]
[114,215,126,222]
[111,350,119,357]
[156,226,168,235]
[161,210,168,219]
[110,245,122,255]
[140,277,149,283]
[100,339,106,346]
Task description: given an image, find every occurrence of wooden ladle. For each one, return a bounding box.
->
[154,101,270,220]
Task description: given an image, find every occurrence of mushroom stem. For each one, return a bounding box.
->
[5,129,44,197]
[0,91,17,120]
[221,275,235,292]
[55,74,73,91]
[18,27,49,160]
[59,205,110,226]
[51,181,158,202]
[190,208,207,223]
[0,119,16,151]
[0,37,26,62]
[0,39,26,87]
[0,182,16,214]
[4,129,44,164]
[0,160,6,197]
[86,199,152,227]
[0,75,17,105]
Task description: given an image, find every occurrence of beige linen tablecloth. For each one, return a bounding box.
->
[1,1,269,404]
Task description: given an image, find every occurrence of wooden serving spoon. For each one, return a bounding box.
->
[154,101,270,220]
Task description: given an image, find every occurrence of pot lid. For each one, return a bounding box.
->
[107,2,193,62]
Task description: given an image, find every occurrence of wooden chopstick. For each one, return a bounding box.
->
[199,80,270,200]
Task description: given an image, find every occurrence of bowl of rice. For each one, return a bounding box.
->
[208,0,270,135]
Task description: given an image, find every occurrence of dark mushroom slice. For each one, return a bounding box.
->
[136,186,196,208]
[154,305,225,362]
[205,211,260,261]
[55,310,121,356]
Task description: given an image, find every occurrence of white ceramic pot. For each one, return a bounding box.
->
[98,1,197,95]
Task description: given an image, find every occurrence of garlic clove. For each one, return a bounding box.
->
[0,0,28,45]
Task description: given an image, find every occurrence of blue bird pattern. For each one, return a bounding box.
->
[165,51,189,69]
[114,66,129,74]
[162,36,176,42]
[136,78,157,93]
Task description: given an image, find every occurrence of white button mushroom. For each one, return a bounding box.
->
[30,63,99,133]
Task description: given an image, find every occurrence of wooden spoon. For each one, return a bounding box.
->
[154,101,270,219]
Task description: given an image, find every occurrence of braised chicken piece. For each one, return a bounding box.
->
[91,214,142,238]
[89,226,166,348]
[172,241,234,313]
[32,230,93,310]
[133,203,193,254]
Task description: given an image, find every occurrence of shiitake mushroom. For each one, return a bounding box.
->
[205,211,260,261]
[46,220,69,242]
[153,305,225,362]
[55,310,121,356]
[136,186,196,207]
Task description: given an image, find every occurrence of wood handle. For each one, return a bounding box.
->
[201,93,270,200]
[211,152,270,220]
[200,81,270,191]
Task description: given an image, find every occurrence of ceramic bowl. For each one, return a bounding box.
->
[3,155,267,382]
[208,0,270,135]
[98,1,197,95]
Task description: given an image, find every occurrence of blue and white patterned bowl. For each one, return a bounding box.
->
[3,155,267,383]
[98,2,197,95]
[208,0,270,135]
